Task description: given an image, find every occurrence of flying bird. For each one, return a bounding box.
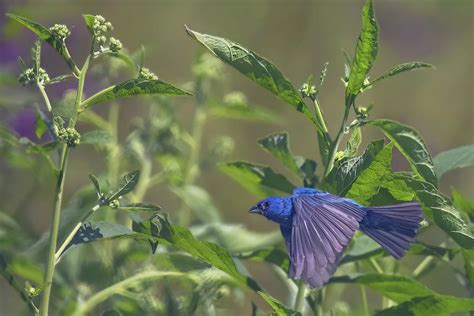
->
[249,187,422,288]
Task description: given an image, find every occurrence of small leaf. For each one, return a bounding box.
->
[31,39,41,75]
[185,26,316,126]
[452,189,474,221]
[80,130,113,145]
[345,0,378,102]
[219,161,295,199]
[257,132,300,175]
[369,119,437,186]
[369,62,434,87]
[433,144,474,180]
[117,203,161,213]
[344,127,362,159]
[34,112,48,139]
[257,291,301,316]
[82,14,95,34]
[108,170,140,201]
[208,102,280,123]
[89,174,101,195]
[46,74,72,85]
[81,79,192,110]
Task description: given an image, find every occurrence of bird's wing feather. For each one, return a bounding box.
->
[289,194,365,288]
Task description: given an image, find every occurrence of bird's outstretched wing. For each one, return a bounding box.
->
[288,192,365,288]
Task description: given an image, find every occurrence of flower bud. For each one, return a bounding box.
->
[58,127,81,147]
[49,24,71,40]
[138,67,159,80]
[109,37,122,52]
[223,91,247,105]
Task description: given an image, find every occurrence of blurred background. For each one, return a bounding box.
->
[0,0,473,315]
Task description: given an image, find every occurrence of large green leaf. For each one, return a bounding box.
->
[80,130,113,145]
[257,291,301,316]
[433,144,474,180]
[325,139,385,195]
[258,132,300,175]
[185,26,316,125]
[329,273,435,303]
[234,247,289,271]
[6,13,79,75]
[345,142,393,204]
[345,0,378,102]
[375,295,474,316]
[81,79,192,110]
[369,62,434,87]
[369,119,437,186]
[219,161,295,199]
[208,101,280,123]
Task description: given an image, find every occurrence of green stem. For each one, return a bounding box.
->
[324,104,351,177]
[107,104,121,187]
[54,204,101,264]
[369,258,384,274]
[39,144,69,316]
[132,157,152,202]
[36,83,52,113]
[72,271,188,316]
[360,285,369,316]
[40,57,90,316]
[62,45,81,78]
[79,85,115,112]
[313,98,330,138]
[412,255,434,279]
[293,280,307,313]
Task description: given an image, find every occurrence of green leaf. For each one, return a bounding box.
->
[108,170,140,201]
[46,74,72,85]
[325,140,385,196]
[34,112,48,139]
[219,161,295,199]
[463,249,474,286]
[81,79,192,110]
[235,247,289,271]
[6,13,78,75]
[452,189,474,221]
[185,26,316,126]
[257,291,301,316]
[433,144,474,180]
[329,273,435,303]
[258,132,300,175]
[171,185,221,223]
[117,203,161,213]
[89,174,101,195]
[375,295,474,316]
[345,0,378,101]
[369,119,437,186]
[31,39,41,75]
[80,130,113,145]
[340,234,383,265]
[101,51,136,69]
[208,102,280,123]
[369,62,434,87]
[82,14,95,34]
[343,127,362,158]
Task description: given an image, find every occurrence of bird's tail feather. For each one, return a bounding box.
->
[360,201,422,259]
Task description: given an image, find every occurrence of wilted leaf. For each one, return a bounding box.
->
[369,119,437,186]
[433,144,474,180]
[219,161,295,199]
[345,0,378,102]
[81,79,192,110]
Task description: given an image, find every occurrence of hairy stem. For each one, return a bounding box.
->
[54,204,101,264]
[40,58,90,316]
[293,280,307,312]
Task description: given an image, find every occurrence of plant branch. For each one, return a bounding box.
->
[36,83,52,113]
[293,280,307,312]
[79,85,115,112]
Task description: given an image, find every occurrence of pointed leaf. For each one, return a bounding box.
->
[433,144,474,180]
[117,203,161,213]
[219,161,295,199]
[369,62,434,87]
[82,14,95,34]
[46,74,72,85]
[208,102,280,123]
[185,26,316,126]
[369,119,437,186]
[34,112,48,139]
[345,0,378,101]
[258,132,300,175]
[31,39,41,75]
[81,79,192,110]
[108,170,140,201]
[89,174,101,195]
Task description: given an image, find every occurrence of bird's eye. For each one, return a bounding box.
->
[262,202,269,209]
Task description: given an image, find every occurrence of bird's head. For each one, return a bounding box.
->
[249,196,293,226]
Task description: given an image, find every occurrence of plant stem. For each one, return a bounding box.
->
[324,104,351,177]
[412,255,434,279]
[36,83,52,113]
[54,204,101,264]
[72,271,187,316]
[312,98,330,140]
[294,280,307,313]
[360,285,369,316]
[39,144,69,316]
[40,57,90,316]
[79,85,115,112]
[369,258,384,274]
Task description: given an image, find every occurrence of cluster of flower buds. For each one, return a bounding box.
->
[210,136,235,158]
[57,127,81,147]
[299,82,317,100]
[49,24,71,41]
[192,53,223,80]
[18,67,50,86]
[138,67,159,80]
[108,37,122,52]
[223,91,247,105]
[91,15,113,45]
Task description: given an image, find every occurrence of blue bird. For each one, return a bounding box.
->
[249,187,422,288]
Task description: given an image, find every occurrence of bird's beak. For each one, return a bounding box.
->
[248,205,262,214]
